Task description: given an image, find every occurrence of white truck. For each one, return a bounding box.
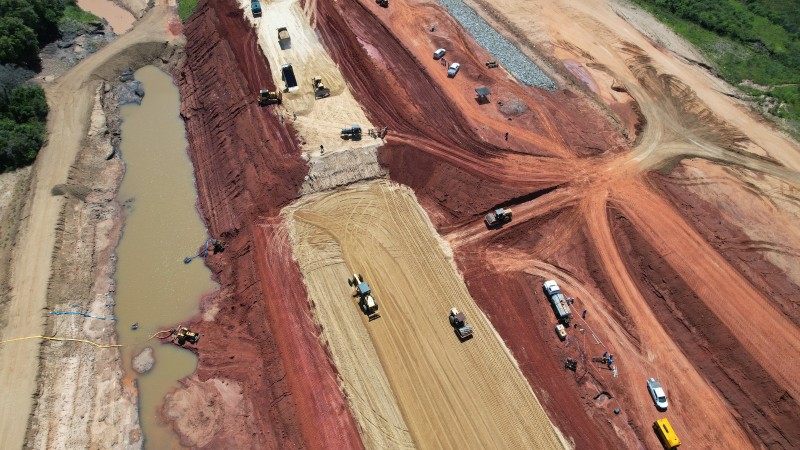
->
[543,280,572,324]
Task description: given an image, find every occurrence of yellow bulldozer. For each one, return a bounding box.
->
[258,89,282,106]
[311,76,330,99]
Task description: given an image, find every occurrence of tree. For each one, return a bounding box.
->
[0,17,39,68]
[0,64,35,112]
[0,0,38,32]
[7,85,47,123]
[0,0,66,44]
[0,118,45,171]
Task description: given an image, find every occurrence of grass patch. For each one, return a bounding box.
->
[60,5,101,25]
[179,0,201,22]
[631,0,800,127]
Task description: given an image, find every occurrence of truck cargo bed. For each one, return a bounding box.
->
[281,64,298,89]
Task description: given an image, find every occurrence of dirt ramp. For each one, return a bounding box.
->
[610,207,800,449]
[170,0,362,447]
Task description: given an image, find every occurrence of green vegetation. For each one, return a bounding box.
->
[0,17,40,68]
[0,85,48,172]
[61,4,100,24]
[178,0,200,22]
[632,0,800,126]
[0,0,99,170]
[0,0,76,69]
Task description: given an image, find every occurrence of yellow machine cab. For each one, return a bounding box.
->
[653,418,681,449]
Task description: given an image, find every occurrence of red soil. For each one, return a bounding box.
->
[456,212,634,449]
[310,0,626,230]
[651,169,800,328]
[309,0,799,448]
[609,206,800,448]
[166,0,362,447]
[166,0,799,446]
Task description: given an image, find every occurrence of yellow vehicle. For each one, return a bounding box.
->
[653,418,681,449]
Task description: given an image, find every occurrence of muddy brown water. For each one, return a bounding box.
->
[77,0,134,34]
[115,66,215,449]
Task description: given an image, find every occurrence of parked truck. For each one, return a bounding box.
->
[278,27,290,49]
[341,124,362,139]
[281,63,298,90]
[543,279,572,324]
[484,208,512,228]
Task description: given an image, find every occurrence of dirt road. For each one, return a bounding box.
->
[288,180,566,449]
[0,7,174,449]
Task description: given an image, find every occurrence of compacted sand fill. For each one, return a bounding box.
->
[287,180,567,450]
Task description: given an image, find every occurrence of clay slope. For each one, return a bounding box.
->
[167,0,362,447]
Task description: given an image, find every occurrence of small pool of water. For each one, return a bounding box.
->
[115,65,215,449]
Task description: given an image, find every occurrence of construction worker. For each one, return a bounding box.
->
[320,144,324,154]
[504,132,509,141]
[582,309,587,319]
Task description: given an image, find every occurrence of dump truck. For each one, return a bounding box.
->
[485,208,512,228]
[312,76,330,99]
[251,1,262,17]
[341,124,362,139]
[653,418,681,449]
[543,279,572,324]
[281,63,298,90]
[348,273,379,318]
[278,27,290,49]
[449,308,473,340]
[257,89,282,106]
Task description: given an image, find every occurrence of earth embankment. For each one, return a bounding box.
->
[166,0,362,447]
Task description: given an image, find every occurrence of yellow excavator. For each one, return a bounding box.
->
[258,89,282,106]
[174,327,200,346]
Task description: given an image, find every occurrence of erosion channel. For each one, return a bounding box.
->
[115,65,214,449]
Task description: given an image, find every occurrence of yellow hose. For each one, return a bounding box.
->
[0,329,176,348]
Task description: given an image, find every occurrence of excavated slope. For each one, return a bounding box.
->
[166,0,362,447]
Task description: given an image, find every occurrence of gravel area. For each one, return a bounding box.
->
[436,0,556,90]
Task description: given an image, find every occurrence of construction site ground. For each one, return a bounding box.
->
[240,0,378,156]
[4,0,800,447]
[286,180,566,449]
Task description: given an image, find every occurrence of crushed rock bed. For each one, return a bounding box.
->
[435,0,556,90]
